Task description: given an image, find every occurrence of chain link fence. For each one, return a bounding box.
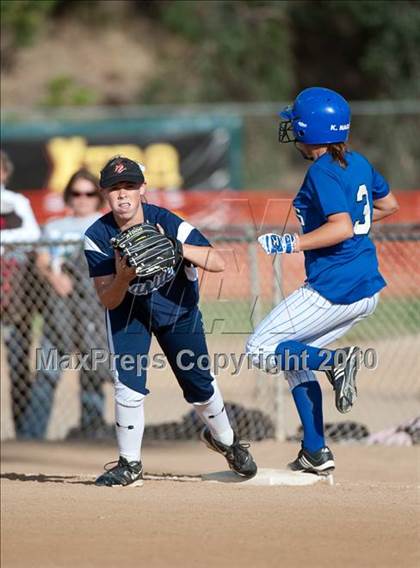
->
[1,226,419,444]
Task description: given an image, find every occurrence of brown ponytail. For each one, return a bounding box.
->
[328,143,348,168]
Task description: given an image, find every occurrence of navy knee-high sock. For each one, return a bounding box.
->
[292,381,325,452]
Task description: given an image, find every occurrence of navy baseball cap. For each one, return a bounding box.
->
[99,156,145,189]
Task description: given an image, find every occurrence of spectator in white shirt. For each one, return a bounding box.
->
[1,149,41,437]
[1,150,40,243]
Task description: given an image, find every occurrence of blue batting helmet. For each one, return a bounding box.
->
[278,87,351,144]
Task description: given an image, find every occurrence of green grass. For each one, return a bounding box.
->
[28,297,420,343]
[345,297,420,342]
[200,299,272,336]
[200,297,420,341]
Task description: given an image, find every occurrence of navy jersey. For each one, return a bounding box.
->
[84,204,210,326]
[293,151,389,304]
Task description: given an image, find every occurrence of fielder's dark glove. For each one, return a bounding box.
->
[110,222,183,282]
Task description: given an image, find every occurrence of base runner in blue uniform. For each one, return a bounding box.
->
[85,156,257,486]
[246,87,398,474]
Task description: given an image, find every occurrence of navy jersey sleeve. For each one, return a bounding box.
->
[308,167,350,218]
[156,208,210,246]
[371,167,390,200]
[84,229,115,278]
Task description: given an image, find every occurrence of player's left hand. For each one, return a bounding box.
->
[258,233,299,255]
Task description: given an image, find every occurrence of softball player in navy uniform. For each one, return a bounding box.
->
[247,87,398,474]
[84,156,257,486]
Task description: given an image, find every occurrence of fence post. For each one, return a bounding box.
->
[248,233,262,328]
[247,228,266,401]
[272,255,287,441]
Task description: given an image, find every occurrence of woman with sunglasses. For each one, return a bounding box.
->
[23,169,113,439]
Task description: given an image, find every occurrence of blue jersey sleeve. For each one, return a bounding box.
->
[309,166,350,218]
[84,232,115,277]
[371,167,390,200]
[156,208,210,246]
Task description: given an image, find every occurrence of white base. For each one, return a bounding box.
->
[36,470,333,487]
[202,468,334,486]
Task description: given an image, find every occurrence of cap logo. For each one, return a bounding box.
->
[114,163,127,174]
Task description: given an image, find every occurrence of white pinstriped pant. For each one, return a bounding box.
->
[246,285,379,390]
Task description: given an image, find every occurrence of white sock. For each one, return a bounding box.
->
[193,380,234,446]
[114,378,145,463]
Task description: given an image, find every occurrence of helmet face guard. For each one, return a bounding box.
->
[278,119,295,143]
[278,105,296,143]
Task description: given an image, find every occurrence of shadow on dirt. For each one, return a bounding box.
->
[0,472,95,485]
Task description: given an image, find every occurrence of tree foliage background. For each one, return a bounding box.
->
[1,0,419,104]
[1,0,419,189]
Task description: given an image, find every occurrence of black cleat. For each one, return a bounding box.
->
[325,346,362,414]
[200,428,258,479]
[95,457,143,487]
[288,445,335,474]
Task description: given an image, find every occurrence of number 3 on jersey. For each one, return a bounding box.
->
[294,207,305,226]
[354,184,371,235]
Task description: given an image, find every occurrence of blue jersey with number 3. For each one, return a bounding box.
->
[293,151,389,304]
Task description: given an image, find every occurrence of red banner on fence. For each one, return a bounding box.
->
[24,188,420,227]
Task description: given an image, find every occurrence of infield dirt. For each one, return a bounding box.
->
[1,441,419,568]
